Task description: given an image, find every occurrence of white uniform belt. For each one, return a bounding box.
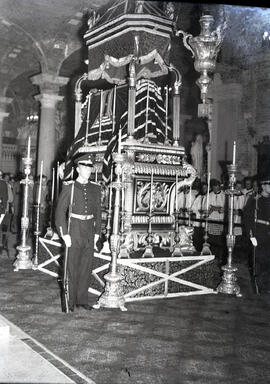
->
[70,213,94,220]
[255,218,270,226]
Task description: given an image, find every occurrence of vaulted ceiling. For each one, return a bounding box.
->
[0,0,269,140]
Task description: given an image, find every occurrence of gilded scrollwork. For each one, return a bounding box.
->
[135,180,169,213]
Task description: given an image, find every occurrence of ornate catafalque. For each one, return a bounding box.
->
[63,0,227,308]
[68,0,199,255]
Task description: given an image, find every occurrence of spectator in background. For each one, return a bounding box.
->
[242,176,254,205]
[203,178,226,266]
[28,175,35,233]
[233,180,246,263]
[0,170,8,250]
[11,173,23,234]
[192,181,207,252]
[34,175,49,236]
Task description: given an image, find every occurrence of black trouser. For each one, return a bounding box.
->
[67,218,95,306]
[67,242,94,306]
[193,226,204,252]
[208,233,226,266]
[254,244,270,293]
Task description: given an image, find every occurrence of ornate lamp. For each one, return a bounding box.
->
[177,13,226,106]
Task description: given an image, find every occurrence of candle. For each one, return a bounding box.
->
[95,168,98,182]
[149,170,153,213]
[189,184,192,210]
[121,179,125,213]
[37,161,43,205]
[118,127,122,154]
[175,173,178,212]
[85,92,91,142]
[206,172,211,211]
[108,168,113,211]
[56,161,59,198]
[232,141,236,165]
[51,168,55,203]
[27,136,31,158]
[98,90,103,144]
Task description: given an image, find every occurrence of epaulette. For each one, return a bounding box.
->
[63,180,75,186]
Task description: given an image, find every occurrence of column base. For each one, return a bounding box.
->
[216,264,242,297]
[92,271,127,311]
[13,245,33,271]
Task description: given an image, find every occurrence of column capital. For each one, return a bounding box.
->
[35,93,64,109]
[31,73,69,93]
[0,97,12,106]
[0,111,9,122]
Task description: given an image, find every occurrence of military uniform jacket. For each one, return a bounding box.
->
[55,180,101,241]
[0,179,8,215]
[243,195,270,244]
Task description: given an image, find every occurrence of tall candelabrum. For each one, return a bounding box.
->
[142,170,155,258]
[201,172,212,255]
[32,161,44,269]
[119,177,129,259]
[172,173,183,257]
[216,159,242,297]
[14,138,33,271]
[93,152,127,311]
[177,13,226,105]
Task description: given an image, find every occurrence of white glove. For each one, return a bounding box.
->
[0,214,4,225]
[250,237,257,247]
[62,234,72,248]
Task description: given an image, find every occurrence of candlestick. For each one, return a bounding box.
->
[149,170,153,213]
[144,81,150,142]
[189,185,192,209]
[98,89,103,145]
[232,141,236,165]
[56,161,59,198]
[188,184,192,226]
[217,162,242,297]
[206,172,211,211]
[27,136,31,158]
[85,92,91,144]
[108,169,113,211]
[165,86,168,141]
[51,168,55,203]
[175,173,178,212]
[118,127,122,154]
[37,161,43,205]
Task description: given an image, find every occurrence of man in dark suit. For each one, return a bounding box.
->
[243,172,270,294]
[55,154,101,311]
[0,169,8,250]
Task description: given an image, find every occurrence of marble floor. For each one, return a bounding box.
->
[0,314,94,384]
[0,234,270,384]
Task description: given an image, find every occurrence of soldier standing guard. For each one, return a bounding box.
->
[55,154,101,311]
[243,172,270,294]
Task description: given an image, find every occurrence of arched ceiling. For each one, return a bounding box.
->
[0,0,269,138]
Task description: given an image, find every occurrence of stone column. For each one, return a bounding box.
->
[31,74,69,177]
[0,97,12,168]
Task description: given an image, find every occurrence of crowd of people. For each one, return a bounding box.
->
[0,166,269,297]
[0,170,52,251]
[175,174,270,293]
